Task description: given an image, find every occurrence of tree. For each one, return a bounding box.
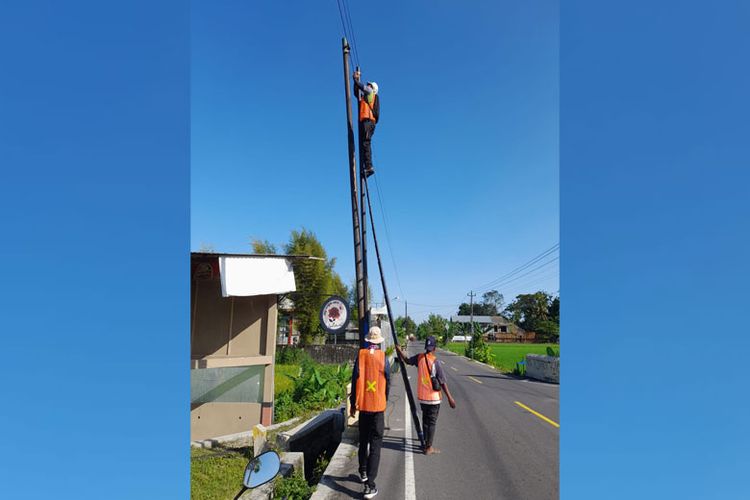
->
[395,316,416,342]
[455,289,504,316]
[504,291,560,342]
[482,290,504,313]
[418,314,448,344]
[457,301,496,316]
[283,229,347,345]
[251,239,278,254]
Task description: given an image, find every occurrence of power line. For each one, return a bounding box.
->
[335,0,360,68]
[483,256,559,291]
[373,176,405,299]
[341,0,361,67]
[473,243,559,292]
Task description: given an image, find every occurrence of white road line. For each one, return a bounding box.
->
[404,394,417,500]
[450,366,458,372]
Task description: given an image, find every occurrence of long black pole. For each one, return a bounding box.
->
[342,38,366,340]
[363,179,426,448]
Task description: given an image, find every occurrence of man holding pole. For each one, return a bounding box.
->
[395,335,456,454]
[350,326,390,499]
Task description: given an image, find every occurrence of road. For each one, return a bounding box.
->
[320,340,559,499]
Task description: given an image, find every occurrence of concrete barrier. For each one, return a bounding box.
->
[526,354,559,383]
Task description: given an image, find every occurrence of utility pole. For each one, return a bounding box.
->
[342,38,366,346]
[468,291,476,340]
[354,65,370,341]
[405,300,408,340]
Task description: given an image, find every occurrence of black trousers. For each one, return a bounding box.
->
[420,403,441,448]
[358,410,384,488]
[359,119,376,171]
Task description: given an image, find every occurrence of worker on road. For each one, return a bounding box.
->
[350,326,390,499]
[396,335,456,455]
[353,69,379,178]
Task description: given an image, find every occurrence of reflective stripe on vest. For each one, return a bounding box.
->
[359,94,376,122]
[417,353,441,402]
[356,348,387,412]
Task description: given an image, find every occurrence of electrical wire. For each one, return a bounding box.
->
[473,243,559,292]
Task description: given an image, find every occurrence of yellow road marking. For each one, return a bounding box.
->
[514,401,559,428]
[468,376,483,384]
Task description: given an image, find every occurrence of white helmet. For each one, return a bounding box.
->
[367,81,379,94]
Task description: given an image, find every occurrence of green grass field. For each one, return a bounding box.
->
[444,342,559,373]
[190,447,253,500]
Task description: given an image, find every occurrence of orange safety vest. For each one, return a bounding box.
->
[417,353,442,402]
[359,94,377,123]
[355,348,387,412]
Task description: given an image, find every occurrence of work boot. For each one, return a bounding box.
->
[364,486,378,498]
[359,471,368,484]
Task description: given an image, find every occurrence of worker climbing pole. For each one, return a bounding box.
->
[340,37,426,449]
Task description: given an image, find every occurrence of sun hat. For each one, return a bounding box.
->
[365,326,385,344]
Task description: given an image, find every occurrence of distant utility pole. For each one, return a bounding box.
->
[468,291,476,340]
[405,300,408,339]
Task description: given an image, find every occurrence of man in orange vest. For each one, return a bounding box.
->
[353,69,379,178]
[350,326,390,499]
[395,335,456,455]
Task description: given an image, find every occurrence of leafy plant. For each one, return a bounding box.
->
[545,346,560,357]
[276,346,310,365]
[513,359,527,376]
[311,453,330,485]
[273,470,313,499]
[464,324,495,364]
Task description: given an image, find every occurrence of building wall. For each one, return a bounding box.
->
[190,263,277,441]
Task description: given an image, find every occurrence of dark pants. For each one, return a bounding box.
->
[420,403,441,448]
[359,119,376,171]
[358,410,384,488]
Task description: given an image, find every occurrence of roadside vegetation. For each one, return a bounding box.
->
[274,347,352,423]
[190,446,254,500]
[445,342,559,373]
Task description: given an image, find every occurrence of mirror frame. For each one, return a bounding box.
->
[242,450,281,489]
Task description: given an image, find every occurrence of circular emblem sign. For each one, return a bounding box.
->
[319,295,350,334]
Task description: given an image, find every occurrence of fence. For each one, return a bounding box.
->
[301,345,359,365]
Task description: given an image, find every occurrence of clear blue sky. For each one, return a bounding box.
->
[191,0,559,321]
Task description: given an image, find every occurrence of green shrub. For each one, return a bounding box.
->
[274,390,303,422]
[275,360,352,422]
[290,360,352,408]
[276,347,310,365]
[464,329,494,364]
[513,359,527,376]
[546,346,560,357]
[273,471,313,499]
[311,453,330,485]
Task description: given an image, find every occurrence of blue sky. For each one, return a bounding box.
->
[192,0,559,322]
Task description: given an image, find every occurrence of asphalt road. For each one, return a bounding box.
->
[323,341,559,499]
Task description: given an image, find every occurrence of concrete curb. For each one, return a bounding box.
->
[309,427,359,500]
[190,416,302,449]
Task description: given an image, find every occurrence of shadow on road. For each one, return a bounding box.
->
[381,435,422,453]
[320,474,362,497]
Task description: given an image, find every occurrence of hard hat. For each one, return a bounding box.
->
[367,81,379,94]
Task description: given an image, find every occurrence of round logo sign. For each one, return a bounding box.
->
[319,295,350,334]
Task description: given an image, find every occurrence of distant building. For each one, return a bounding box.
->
[449,315,536,343]
[190,252,304,441]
